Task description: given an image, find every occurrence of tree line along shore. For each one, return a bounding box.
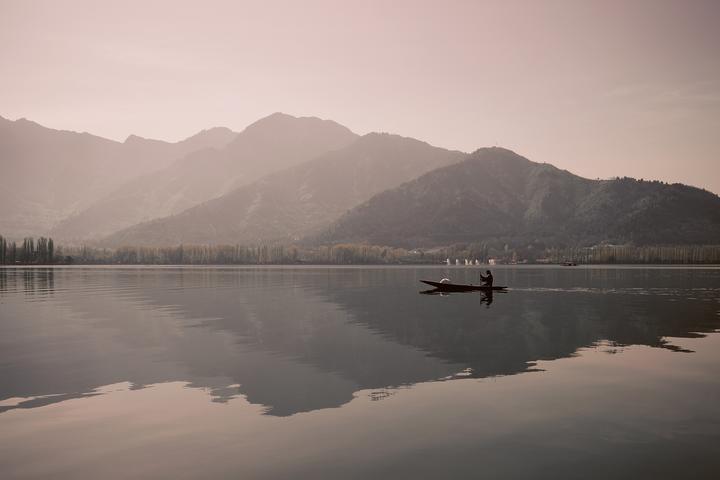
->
[2,235,720,265]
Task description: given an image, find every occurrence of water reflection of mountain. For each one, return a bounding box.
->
[323,268,720,378]
[1,267,718,416]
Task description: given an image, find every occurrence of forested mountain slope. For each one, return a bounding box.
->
[318,148,720,247]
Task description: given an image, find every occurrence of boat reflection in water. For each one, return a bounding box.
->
[419,286,503,307]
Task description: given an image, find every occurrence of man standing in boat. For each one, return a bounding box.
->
[480,270,493,287]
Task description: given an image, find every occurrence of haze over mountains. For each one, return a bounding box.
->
[51,113,356,240]
[103,133,465,246]
[2,113,719,249]
[0,115,237,237]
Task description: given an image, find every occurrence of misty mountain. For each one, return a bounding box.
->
[51,113,357,240]
[0,115,237,237]
[101,133,466,246]
[318,148,720,247]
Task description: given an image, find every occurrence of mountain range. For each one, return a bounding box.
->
[103,133,465,246]
[0,115,237,237]
[2,113,719,248]
[50,113,356,240]
[318,148,720,247]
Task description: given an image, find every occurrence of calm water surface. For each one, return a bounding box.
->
[1,265,720,479]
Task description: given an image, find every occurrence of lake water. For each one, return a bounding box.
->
[1,265,720,479]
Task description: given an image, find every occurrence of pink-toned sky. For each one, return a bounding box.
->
[1,0,719,192]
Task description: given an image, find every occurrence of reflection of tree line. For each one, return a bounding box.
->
[0,268,55,297]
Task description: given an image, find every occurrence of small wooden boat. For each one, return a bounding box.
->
[420,280,508,292]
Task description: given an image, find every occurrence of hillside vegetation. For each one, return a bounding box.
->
[319,148,720,247]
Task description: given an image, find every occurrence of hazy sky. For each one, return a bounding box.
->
[2,0,719,192]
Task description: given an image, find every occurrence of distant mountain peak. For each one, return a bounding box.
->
[178,126,237,148]
[123,134,144,143]
[15,117,42,128]
[463,147,538,171]
[123,134,172,148]
[266,111,296,120]
[472,146,520,156]
[242,112,356,136]
[247,112,305,127]
[193,126,235,135]
[262,111,329,122]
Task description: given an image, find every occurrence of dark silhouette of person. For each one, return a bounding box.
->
[480,270,493,287]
